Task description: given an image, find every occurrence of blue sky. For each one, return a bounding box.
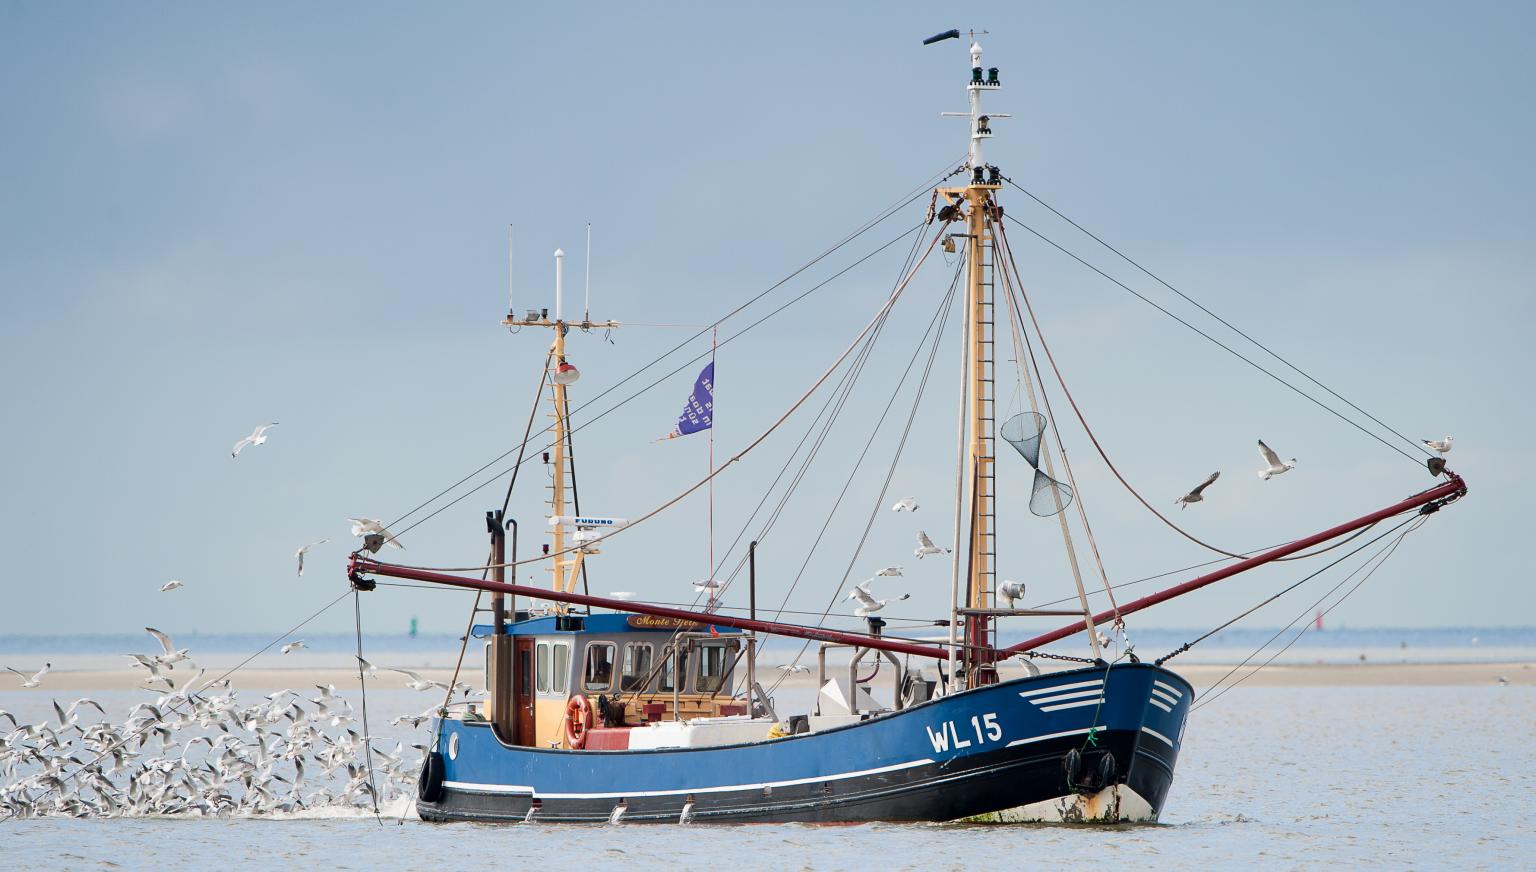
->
[1,2,1531,640]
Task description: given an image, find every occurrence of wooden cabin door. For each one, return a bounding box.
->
[515,637,536,745]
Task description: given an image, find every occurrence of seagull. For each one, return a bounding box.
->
[692,579,725,595]
[355,655,378,678]
[775,664,811,674]
[280,641,306,655]
[1175,471,1221,509]
[5,663,49,688]
[875,566,903,577]
[891,497,919,513]
[231,423,279,458]
[1256,440,1297,480]
[847,579,910,617]
[348,518,404,550]
[145,628,189,665]
[161,580,184,592]
[389,669,449,692]
[914,531,951,559]
[294,539,330,576]
[1421,436,1453,454]
[998,580,1026,609]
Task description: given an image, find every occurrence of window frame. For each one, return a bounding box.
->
[583,641,618,693]
[620,642,654,693]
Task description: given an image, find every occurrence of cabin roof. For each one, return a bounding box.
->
[471,612,744,638]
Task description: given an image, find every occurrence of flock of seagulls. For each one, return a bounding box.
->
[0,631,477,818]
[834,498,957,618]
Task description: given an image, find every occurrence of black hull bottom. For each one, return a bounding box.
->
[418,728,1176,824]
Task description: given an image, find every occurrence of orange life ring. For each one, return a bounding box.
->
[564,694,593,749]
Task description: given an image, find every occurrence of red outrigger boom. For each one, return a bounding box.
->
[350,471,1465,663]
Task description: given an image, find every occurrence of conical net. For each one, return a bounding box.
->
[1030,468,1074,517]
[1001,412,1046,469]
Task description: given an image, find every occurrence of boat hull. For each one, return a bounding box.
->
[419,661,1190,824]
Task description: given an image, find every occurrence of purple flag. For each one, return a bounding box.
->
[664,362,714,440]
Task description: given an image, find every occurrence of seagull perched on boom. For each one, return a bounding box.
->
[1256,440,1297,480]
[1421,436,1453,454]
[847,579,909,617]
[914,531,951,559]
[890,497,919,512]
[1175,471,1221,509]
[348,518,404,550]
[231,423,279,458]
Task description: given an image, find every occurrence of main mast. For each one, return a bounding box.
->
[936,38,1005,687]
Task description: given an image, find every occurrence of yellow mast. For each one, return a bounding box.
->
[936,35,1004,687]
[502,247,619,605]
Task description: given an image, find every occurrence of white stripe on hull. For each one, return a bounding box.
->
[444,757,935,800]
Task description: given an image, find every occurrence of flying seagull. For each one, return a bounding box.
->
[161,580,184,592]
[1256,440,1297,480]
[775,663,811,674]
[144,628,189,665]
[891,497,919,512]
[294,539,330,576]
[1175,471,1221,509]
[348,518,404,550]
[914,531,951,559]
[692,579,725,595]
[5,663,49,688]
[355,655,378,678]
[998,579,1026,609]
[231,423,279,458]
[875,566,903,577]
[1421,436,1453,454]
[847,579,910,617]
[280,640,306,655]
[389,668,449,692]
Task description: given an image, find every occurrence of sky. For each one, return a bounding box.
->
[1,2,1532,642]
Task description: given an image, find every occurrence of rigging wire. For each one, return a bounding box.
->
[995,218,1380,562]
[1190,515,1428,712]
[1002,179,1431,460]
[764,260,965,693]
[999,213,1424,467]
[369,227,948,574]
[352,589,383,824]
[381,163,965,537]
[386,221,929,543]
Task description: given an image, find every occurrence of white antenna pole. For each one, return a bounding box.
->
[554,248,565,322]
[584,223,592,322]
[507,225,515,315]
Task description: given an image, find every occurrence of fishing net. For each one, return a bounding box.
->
[1029,468,1074,517]
[1002,412,1073,516]
[1001,412,1046,468]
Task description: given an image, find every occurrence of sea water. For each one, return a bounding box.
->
[1,632,1532,869]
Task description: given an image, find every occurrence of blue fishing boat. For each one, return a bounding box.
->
[349,29,1467,825]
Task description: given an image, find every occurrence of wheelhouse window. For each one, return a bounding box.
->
[552,642,569,694]
[536,642,551,693]
[621,642,654,693]
[583,642,616,692]
[695,640,735,694]
[659,646,688,693]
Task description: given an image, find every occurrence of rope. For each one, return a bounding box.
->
[1002,178,1431,460]
[352,589,382,823]
[999,213,1424,468]
[765,259,963,693]
[368,227,946,575]
[1190,515,1427,712]
[380,162,965,538]
[386,221,929,542]
[994,218,1369,562]
[1155,512,1420,666]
